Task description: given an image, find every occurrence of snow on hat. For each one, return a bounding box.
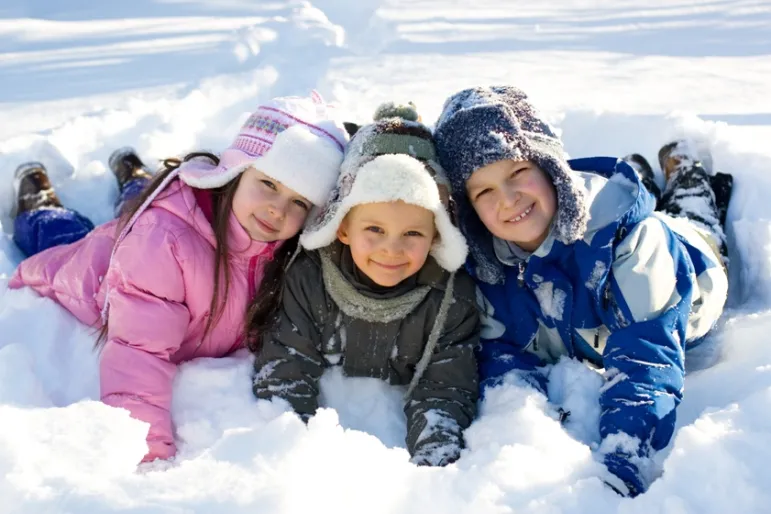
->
[433,85,589,284]
[178,91,346,206]
[300,102,468,272]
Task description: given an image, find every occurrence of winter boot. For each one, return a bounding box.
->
[659,140,734,228]
[657,140,710,184]
[622,153,661,204]
[108,147,152,192]
[657,140,728,261]
[13,162,63,217]
[709,171,733,229]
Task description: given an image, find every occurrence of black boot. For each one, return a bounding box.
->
[13,162,63,216]
[710,172,733,229]
[623,153,661,204]
[108,147,152,192]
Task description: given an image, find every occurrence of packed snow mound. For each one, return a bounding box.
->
[1,0,771,512]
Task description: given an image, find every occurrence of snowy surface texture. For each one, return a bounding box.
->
[1,0,771,512]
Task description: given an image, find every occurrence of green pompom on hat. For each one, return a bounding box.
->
[373,101,420,122]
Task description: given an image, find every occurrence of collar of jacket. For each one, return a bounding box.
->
[493,224,558,266]
[489,158,656,269]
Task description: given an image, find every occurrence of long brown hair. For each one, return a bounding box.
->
[245,234,299,353]
[95,151,241,348]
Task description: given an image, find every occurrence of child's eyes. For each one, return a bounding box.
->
[405,230,425,237]
[510,166,528,178]
[293,199,310,210]
[261,179,277,191]
[365,226,384,234]
[474,188,492,200]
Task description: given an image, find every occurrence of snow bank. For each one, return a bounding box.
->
[1,0,771,512]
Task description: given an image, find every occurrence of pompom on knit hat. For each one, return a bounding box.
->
[300,102,468,272]
[433,85,589,284]
[178,91,347,206]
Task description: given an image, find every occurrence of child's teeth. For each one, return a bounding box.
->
[513,206,532,222]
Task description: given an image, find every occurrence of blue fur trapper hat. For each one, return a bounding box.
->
[433,85,588,284]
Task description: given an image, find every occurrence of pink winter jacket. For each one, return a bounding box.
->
[9,179,280,462]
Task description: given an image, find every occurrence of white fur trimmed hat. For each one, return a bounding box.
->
[177,91,347,206]
[300,104,469,272]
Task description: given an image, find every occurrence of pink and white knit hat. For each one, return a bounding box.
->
[178,91,347,206]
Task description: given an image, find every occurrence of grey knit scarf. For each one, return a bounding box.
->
[318,246,457,400]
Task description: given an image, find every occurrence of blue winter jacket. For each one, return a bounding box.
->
[475,157,727,454]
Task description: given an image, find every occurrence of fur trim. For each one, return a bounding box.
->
[300,154,468,271]
[250,125,343,206]
[178,154,242,190]
[179,125,343,206]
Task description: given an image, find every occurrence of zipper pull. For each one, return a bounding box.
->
[517,261,526,288]
[594,330,600,349]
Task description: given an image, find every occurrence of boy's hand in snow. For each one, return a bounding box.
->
[603,451,646,498]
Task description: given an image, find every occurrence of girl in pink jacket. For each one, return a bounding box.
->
[7,93,347,463]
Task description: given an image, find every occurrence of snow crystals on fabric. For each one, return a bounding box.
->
[410,409,462,466]
[533,281,566,321]
[585,261,607,290]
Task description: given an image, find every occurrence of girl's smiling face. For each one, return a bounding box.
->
[231,167,312,242]
[466,159,557,252]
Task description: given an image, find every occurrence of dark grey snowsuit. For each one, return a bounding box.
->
[253,242,480,466]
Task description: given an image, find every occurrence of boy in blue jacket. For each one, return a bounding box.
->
[433,86,730,497]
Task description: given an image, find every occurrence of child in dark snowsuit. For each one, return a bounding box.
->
[432,86,731,496]
[252,104,480,466]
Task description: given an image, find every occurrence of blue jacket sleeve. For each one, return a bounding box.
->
[600,306,686,450]
[599,217,691,454]
[475,287,548,395]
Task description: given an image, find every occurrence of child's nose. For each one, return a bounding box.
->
[267,198,288,220]
[501,187,521,207]
[383,237,405,255]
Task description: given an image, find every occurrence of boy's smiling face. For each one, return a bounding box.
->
[466,159,557,252]
[337,201,436,287]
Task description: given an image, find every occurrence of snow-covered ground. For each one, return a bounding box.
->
[1,0,770,512]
